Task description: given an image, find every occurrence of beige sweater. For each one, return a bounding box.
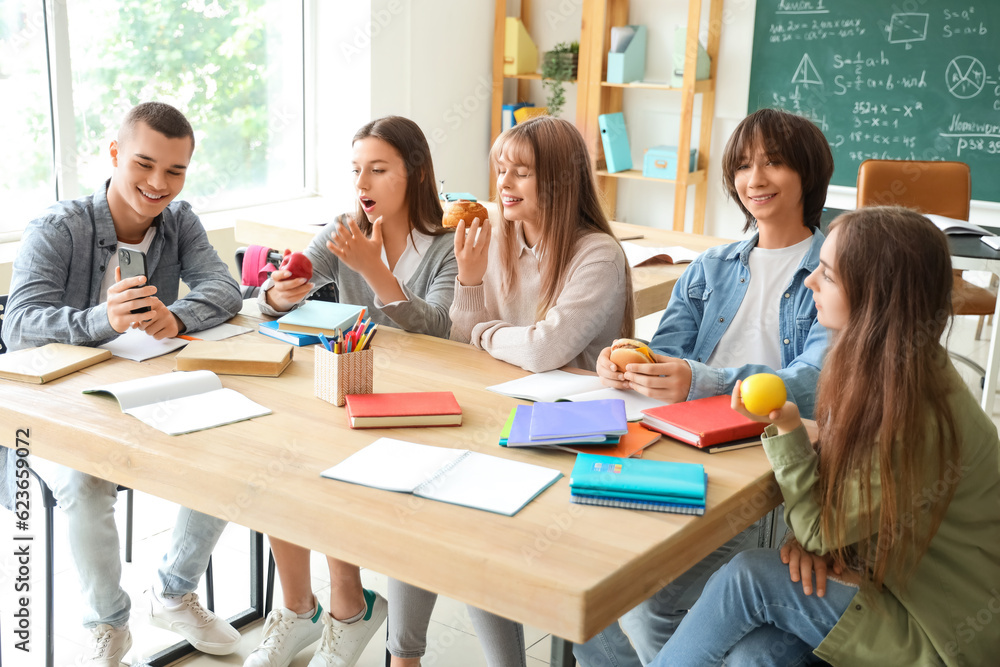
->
[449,222,627,372]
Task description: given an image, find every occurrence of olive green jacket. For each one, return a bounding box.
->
[762,364,1000,666]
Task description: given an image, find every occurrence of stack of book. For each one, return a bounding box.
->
[500,399,628,448]
[569,453,708,515]
[258,300,366,346]
[640,394,766,453]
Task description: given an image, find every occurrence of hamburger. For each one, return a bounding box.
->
[609,338,656,367]
[443,200,488,228]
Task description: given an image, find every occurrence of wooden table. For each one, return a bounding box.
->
[0,317,779,649]
[233,216,733,320]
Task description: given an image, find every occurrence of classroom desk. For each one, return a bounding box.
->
[821,208,1000,415]
[0,316,780,657]
[232,217,733,320]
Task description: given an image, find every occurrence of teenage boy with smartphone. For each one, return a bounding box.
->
[1,102,243,666]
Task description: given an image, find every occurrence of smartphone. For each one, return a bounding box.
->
[118,248,151,313]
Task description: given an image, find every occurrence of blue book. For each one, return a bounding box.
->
[569,453,707,505]
[276,300,364,337]
[528,399,628,441]
[258,320,321,347]
[506,405,615,447]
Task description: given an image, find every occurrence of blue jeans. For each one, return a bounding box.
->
[649,549,858,666]
[31,458,226,628]
[574,524,759,666]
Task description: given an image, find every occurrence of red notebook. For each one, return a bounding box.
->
[640,394,765,451]
[344,392,462,429]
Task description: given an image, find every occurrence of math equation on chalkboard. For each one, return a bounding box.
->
[749,1,1000,202]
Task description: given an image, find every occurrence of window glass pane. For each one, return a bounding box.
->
[67,0,304,211]
[0,1,55,236]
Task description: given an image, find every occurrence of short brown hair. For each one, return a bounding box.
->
[119,101,195,152]
[351,115,445,238]
[722,108,833,233]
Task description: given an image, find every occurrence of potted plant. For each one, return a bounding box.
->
[541,41,579,117]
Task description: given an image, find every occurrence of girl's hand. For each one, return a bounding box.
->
[264,269,314,312]
[780,537,834,597]
[731,380,802,434]
[454,217,491,286]
[326,215,386,279]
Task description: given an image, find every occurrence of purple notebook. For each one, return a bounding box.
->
[528,399,628,441]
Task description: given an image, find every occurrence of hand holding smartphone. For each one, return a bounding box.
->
[118,248,151,313]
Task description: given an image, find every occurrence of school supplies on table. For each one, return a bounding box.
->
[99,327,188,361]
[83,370,271,435]
[621,242,701,267]
[258,319,322,346]
[174,341,293,377]
[0,344,112,384]
[569,453,707,515]
[529,399,628,441]
[321,437,562,516]
[640,394,766,452]
[344,392,462,428]
[314,346,374,406]
[556,422,661,459]
[487,369,667,421]
[504,405,616,447]
[180,322,253,341]
[276,300,365,337]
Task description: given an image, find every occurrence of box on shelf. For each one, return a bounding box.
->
[504,17,538,76]
[643,146,698,180]
[514,106,548,123]
[671,26,711,87]
[598,112,632,173]
[502,102,535,131]
[607,25,646,84]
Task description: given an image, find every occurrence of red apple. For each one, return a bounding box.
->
[279,250,313,281]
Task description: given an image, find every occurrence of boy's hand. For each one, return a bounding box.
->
[454,217,491,286]
[264,269,314,312]
[107,267,159,333]
[326,215,386,279]
[620,353,692,403]
[731,380,802,434]
[137,301,184,340]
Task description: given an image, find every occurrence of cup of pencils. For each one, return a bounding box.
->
[313,313,378,406]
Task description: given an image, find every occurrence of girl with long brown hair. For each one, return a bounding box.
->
[649,206,1000,666]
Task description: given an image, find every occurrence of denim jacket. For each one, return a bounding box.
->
[0,182,242,509]
[649,230,827,419]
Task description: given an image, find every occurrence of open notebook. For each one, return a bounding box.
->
[321,438,562,516]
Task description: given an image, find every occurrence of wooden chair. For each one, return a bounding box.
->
[856,159,996,377]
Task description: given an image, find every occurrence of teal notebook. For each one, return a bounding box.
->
[276,300,364,336]
[569,453,707,504]
[529,399,628,441]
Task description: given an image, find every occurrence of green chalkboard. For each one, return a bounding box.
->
[748,1,1000,202]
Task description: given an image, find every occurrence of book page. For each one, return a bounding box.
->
[924,213,990,236]
[415,452,562,516]
[487,369,605,403]
[564,387,667,422]
[320,438,468,493]
[99,328,188,361]
[84,370,223,410]
[124,387,271,435]
[621,242,700,267]
[191,322,252,341]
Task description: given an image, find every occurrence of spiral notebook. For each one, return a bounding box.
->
[320,438,562,516]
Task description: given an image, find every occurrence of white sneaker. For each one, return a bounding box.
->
[244,605,325,667]
[308,589,388,667]
[84,624,132,667]
[144,588,240,655]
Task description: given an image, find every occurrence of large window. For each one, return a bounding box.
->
[0,0,305,240]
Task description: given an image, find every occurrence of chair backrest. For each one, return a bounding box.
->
[856,159,971,220]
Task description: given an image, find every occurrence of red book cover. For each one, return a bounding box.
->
[344,392,462,429]
[640,394,765,448]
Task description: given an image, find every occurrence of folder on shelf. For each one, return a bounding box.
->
[607,25,646,84]
[671,26,711,87]
[504,17,538,76]
[599,112,633,173]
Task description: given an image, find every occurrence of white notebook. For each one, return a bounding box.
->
[487,370,667,421]
[321,438,562,516]
[84,370,271,435]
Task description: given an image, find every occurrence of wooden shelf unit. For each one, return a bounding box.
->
[491,0,724,233]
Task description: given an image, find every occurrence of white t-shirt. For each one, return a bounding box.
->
[707,236,811,370]
[98,227,157,304]
[374,229,435,307]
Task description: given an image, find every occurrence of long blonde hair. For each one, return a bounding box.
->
[490,116,634,338]
[815,206,959,590]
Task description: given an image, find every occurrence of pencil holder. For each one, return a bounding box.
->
[314,346,374,406]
